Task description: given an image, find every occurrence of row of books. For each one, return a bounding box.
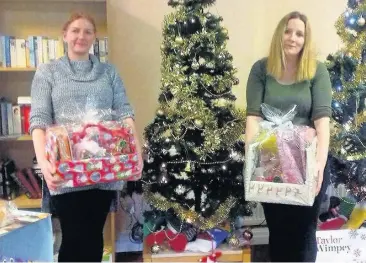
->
[0,158,42,201]
[0,35,109,68]
[0,96,30,137]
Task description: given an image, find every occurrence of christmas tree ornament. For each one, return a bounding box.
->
[227,234,240,248]
[156,108,164,117]
[180,20,189,35]
[357,16,365,26]
[160,162,167,171]
[206,20,217,30]
[206,62,215,69]
[175,36,183,45]
[158,173,169,184]
[243,228,253,241]
[173,126,183,136]
[194,119,204,128]
[187,15,202,34]
[151,244,161,254]
[192,60,200,70]
[233,77,239,85]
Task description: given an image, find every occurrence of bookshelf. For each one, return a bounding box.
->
[13,193,41,209]
[0,134,32,140]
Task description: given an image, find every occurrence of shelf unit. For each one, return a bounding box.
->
[0,68,36,72]
[12,193,41,209]
[0,135,32,141]
[0,0,115,261]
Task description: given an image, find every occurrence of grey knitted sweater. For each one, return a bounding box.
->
[30,54,134,196]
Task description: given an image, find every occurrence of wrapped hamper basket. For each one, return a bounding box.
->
[244,103,318,206]
[45,109,142,189]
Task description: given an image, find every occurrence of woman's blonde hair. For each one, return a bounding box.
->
[267,11,317,82]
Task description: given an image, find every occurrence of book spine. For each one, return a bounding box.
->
[15,170,38,199]
[8,170,32,199]
[24,168,42,198]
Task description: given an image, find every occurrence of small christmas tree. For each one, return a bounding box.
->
[142,0,255,231]
[326,0,366,201]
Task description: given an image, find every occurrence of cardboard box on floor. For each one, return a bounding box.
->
[0,208,53,262]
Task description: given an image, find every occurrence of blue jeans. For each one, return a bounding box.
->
[262,162,330,262]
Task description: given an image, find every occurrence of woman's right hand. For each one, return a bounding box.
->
[39,159,62,191]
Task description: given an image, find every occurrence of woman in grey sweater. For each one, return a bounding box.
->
[29,12,142,262]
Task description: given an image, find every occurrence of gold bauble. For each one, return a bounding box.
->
[174,126,183,136]
[156,109,164,116]
[192,61,200,70]
[216,98,227,107]
[175,36,183,45]
[194,119,204,128]
[325,60,335,68]
[151,244,160,254]
[228,235,240,248]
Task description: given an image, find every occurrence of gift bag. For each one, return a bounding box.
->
[244,103,317,206]
[45,109,142,189]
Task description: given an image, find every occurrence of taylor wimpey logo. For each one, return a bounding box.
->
[317,235,351,254]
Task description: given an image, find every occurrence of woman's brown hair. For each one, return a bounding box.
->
[62,12,97,33]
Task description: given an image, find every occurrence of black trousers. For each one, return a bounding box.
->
[51,189,115,262]
[262,163,330,262]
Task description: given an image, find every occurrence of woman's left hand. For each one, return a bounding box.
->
[316,162,324,195]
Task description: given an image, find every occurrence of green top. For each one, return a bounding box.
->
[246,58,332,126]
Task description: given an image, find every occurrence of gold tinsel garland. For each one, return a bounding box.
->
[355,112,366,127]
[330,59,366,101]
[143,185,237,230]
[329,113,366,161]
[218,108,246,147]
[158,96,245,158]
[156,38,242,158]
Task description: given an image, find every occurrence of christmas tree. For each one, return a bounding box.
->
[142,0,255,231]
[327,0,366,201]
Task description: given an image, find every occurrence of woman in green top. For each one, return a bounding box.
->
[245,11,332,262]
